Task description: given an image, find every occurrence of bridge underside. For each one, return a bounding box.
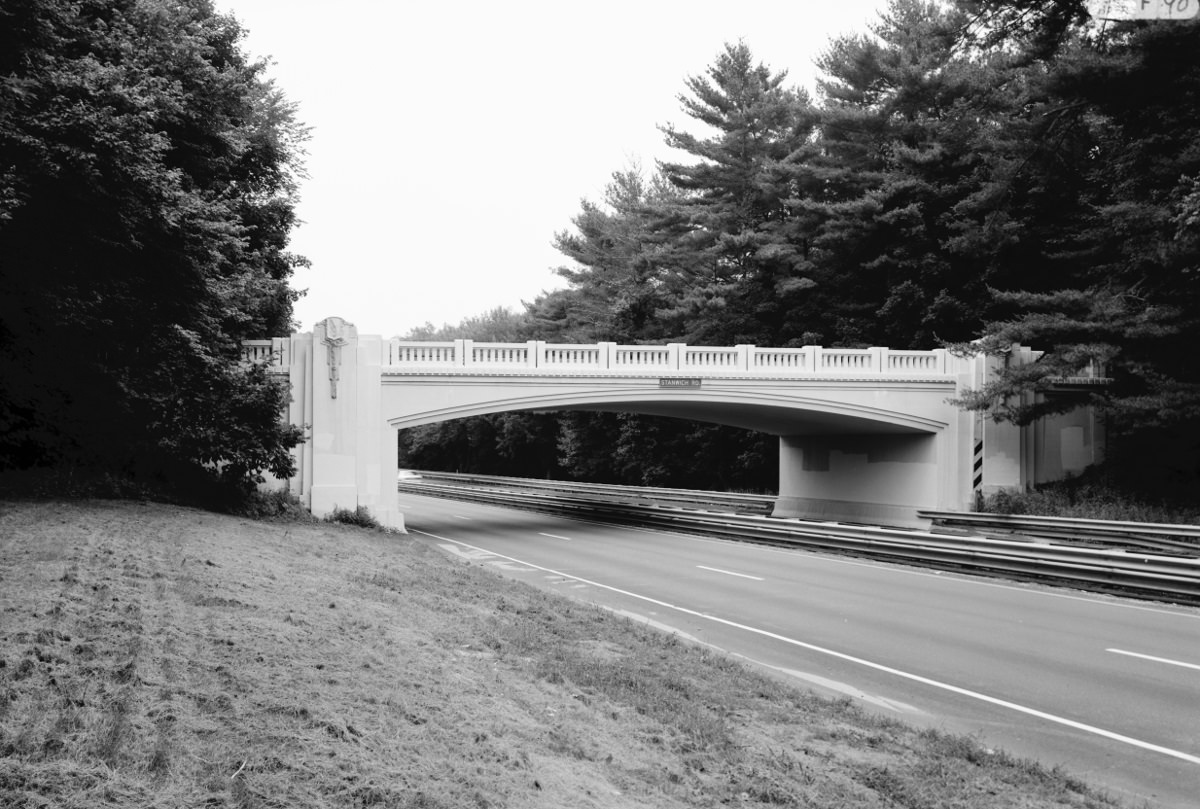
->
[535,400,932,436]
[464,403,946,526]
[382,380,960,527]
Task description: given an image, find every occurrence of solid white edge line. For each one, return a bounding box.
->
[697,565,764,581]
[1107,648,1200,672]
[413,528,1200,767]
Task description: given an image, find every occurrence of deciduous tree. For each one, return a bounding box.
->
[0,0,306,493]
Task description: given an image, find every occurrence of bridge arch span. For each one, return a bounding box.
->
[382,379,949,436]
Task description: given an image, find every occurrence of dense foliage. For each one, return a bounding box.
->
[0,0,306,497]
[405,2,1200,502]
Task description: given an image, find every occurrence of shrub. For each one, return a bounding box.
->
[323,505,381,529]
[234,488,316,522]
[981,475,1200,524]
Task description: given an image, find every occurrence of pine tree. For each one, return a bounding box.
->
[805,0,1013,348]
[547,164,679,342]
[653,41,820,345]
[951,5,1200,497]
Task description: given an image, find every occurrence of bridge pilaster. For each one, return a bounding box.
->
[302,317,403,530]
[966,345,1103,503]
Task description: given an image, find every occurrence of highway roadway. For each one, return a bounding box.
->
[397,490,1200,808]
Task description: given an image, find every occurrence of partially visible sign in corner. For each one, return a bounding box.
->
[660,378,702,388]
[1088,0,1199,20]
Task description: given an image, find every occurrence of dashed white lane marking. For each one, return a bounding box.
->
[417,529,1200,767]
[697,565,763,581]
[1107,648,1200,672]
[538,532,572,541]
[453,515,473,520]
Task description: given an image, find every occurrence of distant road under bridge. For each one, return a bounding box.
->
[245,317,1105,531]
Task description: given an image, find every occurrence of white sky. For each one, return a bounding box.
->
[219,0,889,338]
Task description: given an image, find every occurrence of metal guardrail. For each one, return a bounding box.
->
[412,471,777,516]
[919,510,1200,556]
[400,476,1200,606]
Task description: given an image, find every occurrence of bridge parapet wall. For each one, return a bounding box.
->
[381,339,952,377]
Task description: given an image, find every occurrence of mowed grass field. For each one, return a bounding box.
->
[0,499,1126,808]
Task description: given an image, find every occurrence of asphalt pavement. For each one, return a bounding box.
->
[398,490,1200,809]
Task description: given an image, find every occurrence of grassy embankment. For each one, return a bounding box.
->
[0,499,1126,808]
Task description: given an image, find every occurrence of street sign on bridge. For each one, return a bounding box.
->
[1089,0,1199,19]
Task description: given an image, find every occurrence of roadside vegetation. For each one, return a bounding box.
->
[0,499,1127,808]
[1,0,305,503]
[980,468,1200,525]
[982,487,1200,525]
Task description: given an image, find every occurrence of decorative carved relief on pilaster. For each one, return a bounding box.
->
[318,316,354,399]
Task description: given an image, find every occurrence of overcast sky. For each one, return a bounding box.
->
[218,0,890,338]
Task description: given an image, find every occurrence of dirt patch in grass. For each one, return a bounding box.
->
[0,499,1125,808]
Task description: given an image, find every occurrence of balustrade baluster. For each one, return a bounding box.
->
[362,340,953,377]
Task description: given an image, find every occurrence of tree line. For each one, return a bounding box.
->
[0,0,305,501]
[401,1,1200,502]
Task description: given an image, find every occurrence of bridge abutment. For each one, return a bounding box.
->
[774,432,949,527]
[971,347,1104,500]
[275,318,405,531]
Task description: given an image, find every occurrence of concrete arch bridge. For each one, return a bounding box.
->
[245,317,1105,531]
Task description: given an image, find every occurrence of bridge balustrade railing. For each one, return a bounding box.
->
[543,344,604,368]
[241,338,290,368]
[376,339,952,377]
[388,341,459,365]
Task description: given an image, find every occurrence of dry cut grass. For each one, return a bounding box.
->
[0,499,1127,808]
